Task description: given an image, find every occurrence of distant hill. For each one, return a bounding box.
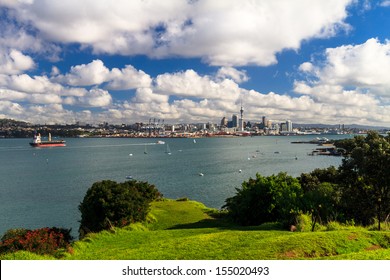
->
[294,123,390,130]
[0,118,30,126]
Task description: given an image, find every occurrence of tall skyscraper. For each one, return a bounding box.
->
[286,120,293,132]
[232,114,238,128]
[262,116,268,128]
[221,117,228,127]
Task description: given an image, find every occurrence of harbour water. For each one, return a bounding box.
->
[0,135,349,237]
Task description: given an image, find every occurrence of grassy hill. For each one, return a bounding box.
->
[2,199,390,260]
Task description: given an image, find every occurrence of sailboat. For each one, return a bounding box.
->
[165,144,172,155]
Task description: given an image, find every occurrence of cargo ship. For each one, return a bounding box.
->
[29,133,66,147]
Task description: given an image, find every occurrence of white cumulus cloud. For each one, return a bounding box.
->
[54,60,110,86]
[5,0,353,67]
[0,49,35,74]
[294,38,390,126]
[77,88,112,107]
[155,69,241,100]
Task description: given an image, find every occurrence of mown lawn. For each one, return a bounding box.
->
[2,199,390,260]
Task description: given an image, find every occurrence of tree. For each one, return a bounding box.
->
[223,173,303,226]
[78,180,161,237]
[337,131,390,230]
[299,167,342,231]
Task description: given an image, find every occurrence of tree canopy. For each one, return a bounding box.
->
[225,132,390,231]
[78,180,161,238]
[337,131,390,229]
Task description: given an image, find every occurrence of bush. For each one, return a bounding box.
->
[295,213,325,232]
[1,228,28,242]
[0,227,73,255]
[295,213,312,232]
[223,173,303,226]
[78,180,161,237]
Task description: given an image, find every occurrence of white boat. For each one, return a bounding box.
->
[157,140,165,145]
[125,175,133,180]
[193,139,196,143]
[198,172,204,176]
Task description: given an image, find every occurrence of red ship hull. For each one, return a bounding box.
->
[29,141,66,147]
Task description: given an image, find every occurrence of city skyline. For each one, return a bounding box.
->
[1,1,390,126]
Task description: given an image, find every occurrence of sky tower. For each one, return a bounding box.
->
[239,101,244,131]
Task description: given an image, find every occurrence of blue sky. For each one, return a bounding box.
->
[0,0,390,126]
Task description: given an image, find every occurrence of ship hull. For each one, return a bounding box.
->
[29,141,66,147]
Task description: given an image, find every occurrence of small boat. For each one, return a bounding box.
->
[125,175,133,180]
[198,172,204,176]
[157,140,165,145]
[193,139,196,143]
[144,144,148,154]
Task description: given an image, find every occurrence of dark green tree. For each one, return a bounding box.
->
[223,173,303,226]
[337,131,390,230]
[299,167,342,230]
[78,180,161,237]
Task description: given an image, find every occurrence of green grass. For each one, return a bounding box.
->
[2,199,390,260]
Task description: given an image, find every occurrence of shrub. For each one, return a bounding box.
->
[176,197,189,202]
[78,180,162,237]
[295,213,312,232]
[223,173,303,226]
[295,213,325,232]
[326,221,343,231]
[1,228,28,242]
[0,227,73,255]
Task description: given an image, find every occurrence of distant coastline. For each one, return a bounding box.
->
[1,118,388,139]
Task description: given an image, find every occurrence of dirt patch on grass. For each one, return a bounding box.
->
[365,245,382,251]
[347,233,358,240]
[280,251,298,259]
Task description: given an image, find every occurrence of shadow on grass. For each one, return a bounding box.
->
[168,218,232,230]
[168,214,285,231]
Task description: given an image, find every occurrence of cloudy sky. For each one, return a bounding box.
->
[1,0,390,126]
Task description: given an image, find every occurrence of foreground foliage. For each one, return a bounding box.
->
[223,173,303,226]
[0,227,72,256]
[78,179,161,238]
[337,131,390,230]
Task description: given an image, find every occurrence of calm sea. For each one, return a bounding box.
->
[0,135,349,237]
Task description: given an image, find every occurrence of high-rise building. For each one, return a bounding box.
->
[221,117,228,127]
[262,116,268,128]
[286,120,293,132]
[232,114,238,128]
[280,122,287,132]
